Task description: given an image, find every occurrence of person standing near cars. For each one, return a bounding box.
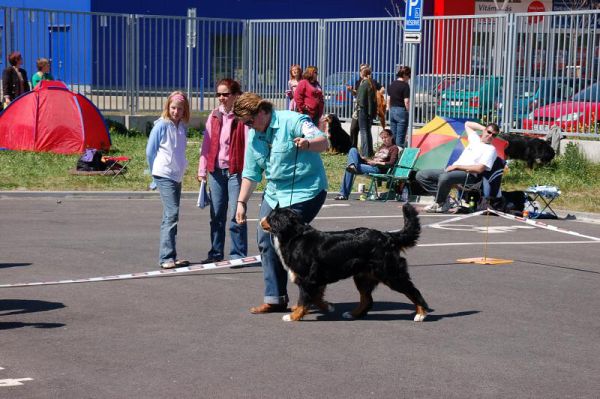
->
[197,78,248,264]
[347,63,383,155]
[294,65,324,125]
[387,66,411,148]
[233,92,329,314]
[356,67,378,158]
[2,51,30,107]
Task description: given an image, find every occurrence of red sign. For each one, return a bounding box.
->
[527,1,546,24]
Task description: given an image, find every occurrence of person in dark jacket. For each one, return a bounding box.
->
[2,51,30,106]
[356,67,378,157]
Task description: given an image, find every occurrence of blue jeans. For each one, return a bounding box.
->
[257,189,327,305]
[358,109,373,157]
[339,148,380,197]
[390,106,408,147]
[207,168,248,260]
[154,176,182,265]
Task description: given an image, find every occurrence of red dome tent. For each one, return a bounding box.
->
[0,81,111,154]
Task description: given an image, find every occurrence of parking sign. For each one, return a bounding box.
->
[404,0,423,32]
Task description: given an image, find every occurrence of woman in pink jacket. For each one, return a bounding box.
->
[197,78,248,264]
[294,65,324,125]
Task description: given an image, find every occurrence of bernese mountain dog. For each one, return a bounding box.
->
[502,133,555,168]
[260,203,429,322]
[321,114,352,154]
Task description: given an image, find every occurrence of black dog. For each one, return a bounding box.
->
[321,114,352,154]
[260,203,429,322]
[502,134,555,168]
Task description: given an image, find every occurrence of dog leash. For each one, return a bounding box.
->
[289,141,300,205]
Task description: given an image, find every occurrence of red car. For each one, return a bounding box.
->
[522,83,600,133]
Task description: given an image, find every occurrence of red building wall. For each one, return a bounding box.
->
[433,0,476,74]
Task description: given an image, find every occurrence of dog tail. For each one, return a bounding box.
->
[391,203,421,249]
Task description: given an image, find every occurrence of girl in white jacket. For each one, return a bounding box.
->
[146,91,191,269]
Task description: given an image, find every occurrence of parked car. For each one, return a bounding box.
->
[412,74,460,123]
[437,76,503,121]
[322,71,394,119]
[498,77,580,128]
[522,82,600,133]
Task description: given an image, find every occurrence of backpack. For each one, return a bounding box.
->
[76,149,106,171]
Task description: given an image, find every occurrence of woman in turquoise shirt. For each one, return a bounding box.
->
[233,92,329,314]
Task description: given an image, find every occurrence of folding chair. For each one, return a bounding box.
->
[102,156,131,179]
[454,157,506,208]
[366,147,420,202]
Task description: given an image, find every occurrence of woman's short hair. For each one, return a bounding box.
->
[37,58,50,71]
[302,66,318,81]
[161,90,191,124]
[289,64,302,80]
[216,78,242,95]
[361,67,372,77]
[233,92,273,118]
[8,51,22,66]
[396,66,411,78]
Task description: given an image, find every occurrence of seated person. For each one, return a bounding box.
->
[334,128,399,200]
[415,121,499,213]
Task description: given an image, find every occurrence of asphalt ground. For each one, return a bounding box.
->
[1,195,600,398]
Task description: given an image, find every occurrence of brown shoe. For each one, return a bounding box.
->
[250,303,288,314]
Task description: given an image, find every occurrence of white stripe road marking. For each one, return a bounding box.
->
[420,240,600,247]
[1,239,599,289]
[0,378,33,387]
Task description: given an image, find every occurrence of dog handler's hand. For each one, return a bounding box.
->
[236,202,247,224]
[293,137,310,150]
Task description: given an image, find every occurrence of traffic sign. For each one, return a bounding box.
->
[404,0,423,33]
[403,32,422,44]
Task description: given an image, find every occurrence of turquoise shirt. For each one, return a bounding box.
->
[242,110,328,208]
[31,72,54,88]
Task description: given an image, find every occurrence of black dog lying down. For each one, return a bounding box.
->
[260,203,429,322]
[321,113,352,154]
[502,133,555,168]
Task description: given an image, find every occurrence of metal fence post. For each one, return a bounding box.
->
[185,8,197,101]
[502,13,516,133]
[245,21,252,93]
[125,14,136,115]
[317,19,325,78]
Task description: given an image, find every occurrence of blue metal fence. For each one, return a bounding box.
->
[2,6,600,136]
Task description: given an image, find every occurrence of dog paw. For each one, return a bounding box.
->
[414,313,427,322]
[282,314,292,322]
[342,311,354,319]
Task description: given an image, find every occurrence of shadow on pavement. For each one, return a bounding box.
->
[0,262,32,269]
[311,301,480,322]
[0,299,66,330]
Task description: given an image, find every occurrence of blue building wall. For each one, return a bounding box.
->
[90,0,406,19]
[0,0,89,12]
[0,2,93,87]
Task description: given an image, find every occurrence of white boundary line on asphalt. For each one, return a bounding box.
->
[2,208,599,288]
[2,239,598,289]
